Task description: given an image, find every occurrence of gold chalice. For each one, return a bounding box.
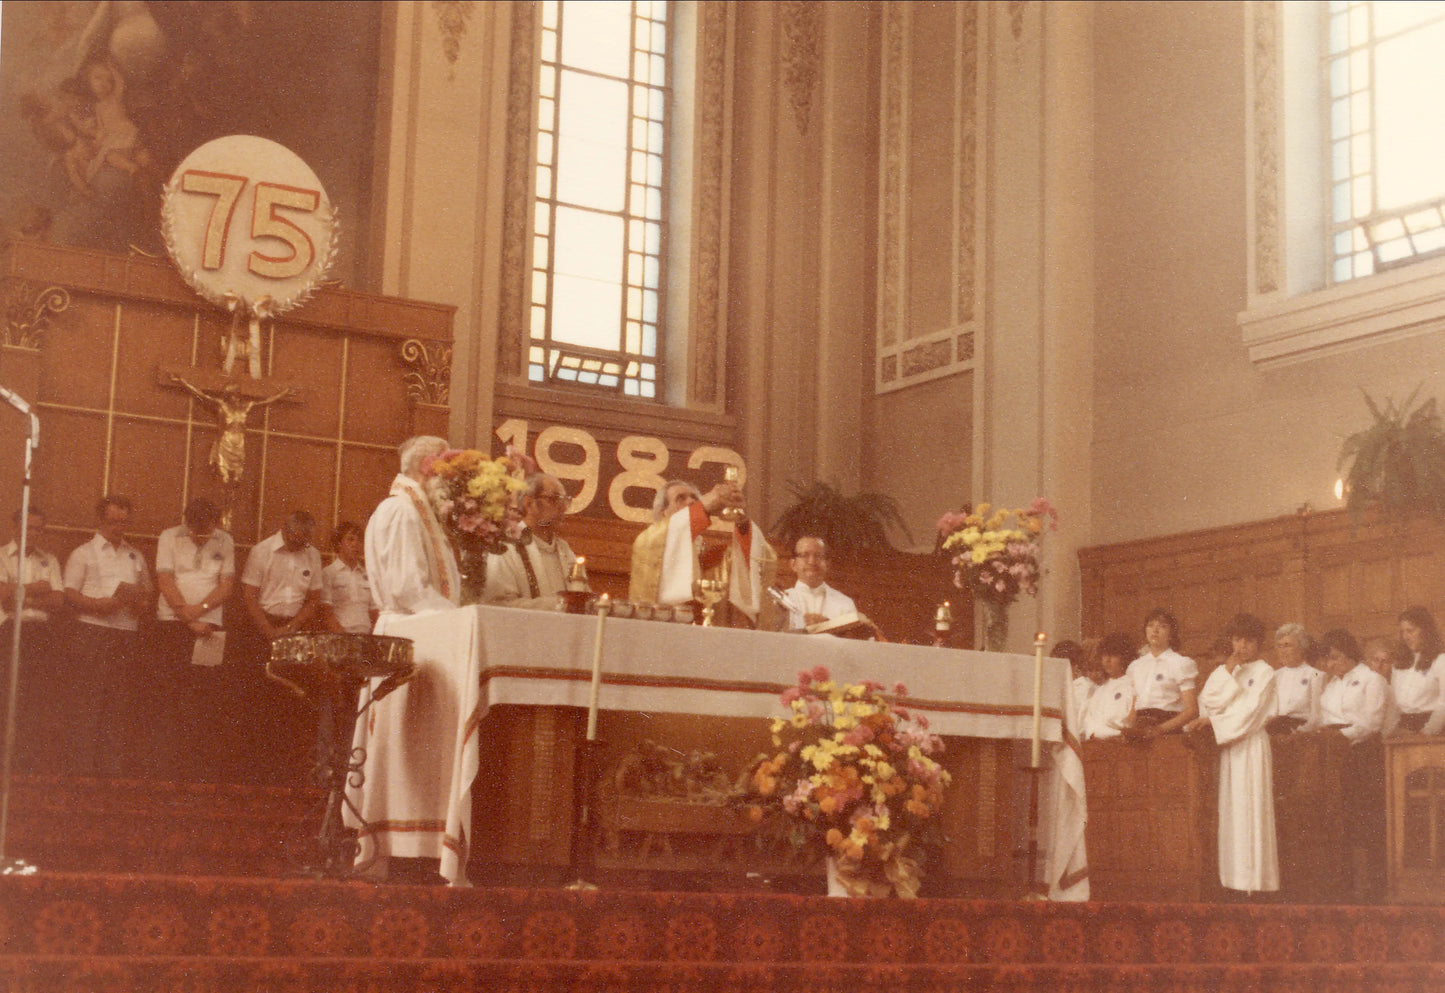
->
[718,465,745,524]
[695,577,726,627]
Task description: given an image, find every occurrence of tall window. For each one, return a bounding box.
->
[1326,1,1445,283]
[529,0,668,398]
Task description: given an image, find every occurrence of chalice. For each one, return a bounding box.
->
[718,465,746,524]
[695,577,727,627]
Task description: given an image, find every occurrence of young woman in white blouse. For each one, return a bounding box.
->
[1080,632,1138,741]
[1394,605,1445,736]
[1127,607,1198,736]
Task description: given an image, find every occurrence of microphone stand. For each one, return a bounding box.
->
[0,388,39,875]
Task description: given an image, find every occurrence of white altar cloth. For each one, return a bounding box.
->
[348,604,1088,898]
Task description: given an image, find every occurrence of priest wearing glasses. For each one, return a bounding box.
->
[482,473,584,610]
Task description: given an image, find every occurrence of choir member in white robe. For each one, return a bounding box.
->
[1187,613,1279,894]
[347,435,468,885]
[1394,605,1445,735]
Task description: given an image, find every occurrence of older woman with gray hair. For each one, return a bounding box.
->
[1267,622,1324,734]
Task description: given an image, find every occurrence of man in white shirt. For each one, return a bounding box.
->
[0,505,66,773]
[153,498,235,780]
[239,510,323,783]
[482,473,582,610]
[63,494,153,777]
[780,536,857,631]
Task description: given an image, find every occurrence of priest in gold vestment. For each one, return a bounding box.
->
[630,479,778,628]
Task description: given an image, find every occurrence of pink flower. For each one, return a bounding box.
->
[780,687,802,706]
[892,682,908,696]
[811,665,830,682]
[797,669,812,687]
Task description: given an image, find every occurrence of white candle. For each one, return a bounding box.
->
[1031,631,1047,768]
[586,594,611,740]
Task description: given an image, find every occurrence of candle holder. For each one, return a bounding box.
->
[932,600,953,647]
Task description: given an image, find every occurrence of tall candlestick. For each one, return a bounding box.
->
[1031,631,1047,768]
[586,594,611,740]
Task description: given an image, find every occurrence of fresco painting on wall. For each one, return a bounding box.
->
[0,1,381,285]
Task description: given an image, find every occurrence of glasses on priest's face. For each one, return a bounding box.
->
[534,491,571,508]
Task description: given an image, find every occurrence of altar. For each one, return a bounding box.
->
[350,604,1086,897]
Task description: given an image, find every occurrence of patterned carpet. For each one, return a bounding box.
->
[2,872,1444,992]
[2,775,1443,991]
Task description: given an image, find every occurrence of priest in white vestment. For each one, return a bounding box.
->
[347,434,469,885]
[779,535,857,630]
[628,478,777,627]
[482,472,581,610]
[1187,613,1279,894]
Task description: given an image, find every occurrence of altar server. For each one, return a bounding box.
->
[1268,622,1324,733]
[1186,612,1279,894]
[1079,633,1135,741]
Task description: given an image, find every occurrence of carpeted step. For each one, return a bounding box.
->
[2,872,1443,968]
[1,957,1443,993]
[3,775,320,876]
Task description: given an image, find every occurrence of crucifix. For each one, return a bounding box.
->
[161,365,300,526]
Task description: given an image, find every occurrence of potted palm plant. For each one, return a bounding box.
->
[768,481,910,559]
[1337,387,1445,518]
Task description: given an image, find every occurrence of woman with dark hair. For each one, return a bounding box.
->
[1318,628,1389,743]
[1053,639,1097,739]
[1394,605,1445,735]
[1186,612,1279,894]
[1079,632,1137,741]
[1126,607,1198,735]
[1317,626,1390,899]
[320,521,375,635]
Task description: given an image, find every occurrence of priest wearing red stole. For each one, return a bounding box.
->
[629,478,777,628]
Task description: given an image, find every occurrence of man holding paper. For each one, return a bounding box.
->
[153,497,234,779]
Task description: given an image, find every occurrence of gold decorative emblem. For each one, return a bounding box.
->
[401,339,452,405]
[432,1,474,71]
[3,283,70,350]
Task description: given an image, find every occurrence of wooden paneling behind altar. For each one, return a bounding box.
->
[0,239,452,558]
[1079,507,1445,654]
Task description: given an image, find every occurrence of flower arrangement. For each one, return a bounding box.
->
[936,497,1057,651]
[421,448,528,599]
[742,666,951,898]
[422,448,527,548]
[936,497,1057,606]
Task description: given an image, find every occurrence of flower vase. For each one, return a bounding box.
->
[980,598,1010,652]
[826,856,850,897]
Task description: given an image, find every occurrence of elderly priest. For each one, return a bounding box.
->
[629,478,777,628]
